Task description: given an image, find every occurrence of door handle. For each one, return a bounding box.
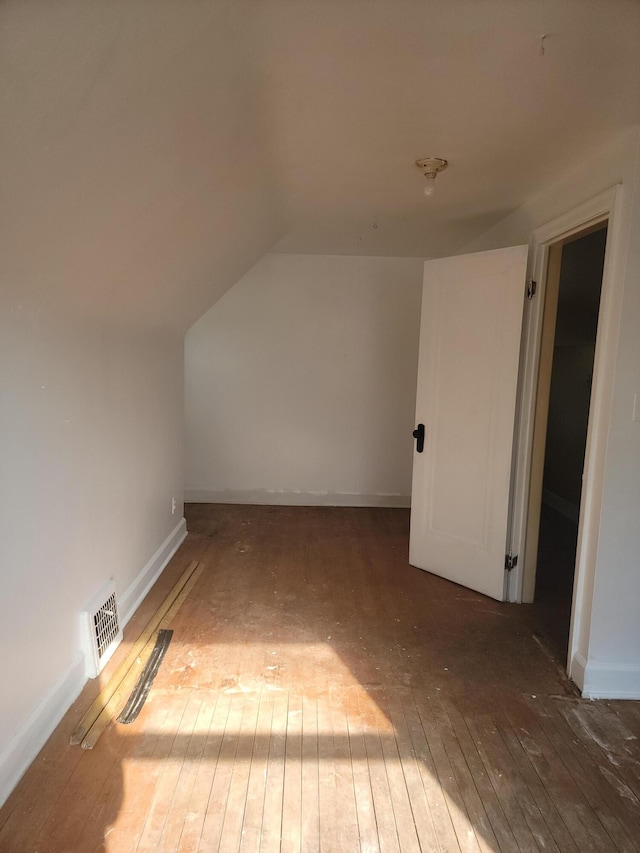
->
[413,423,425,453]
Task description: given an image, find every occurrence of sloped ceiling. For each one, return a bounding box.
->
[263,0,640,256]
[1,0,638,329]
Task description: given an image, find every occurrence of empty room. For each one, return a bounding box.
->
[1,1,640,851]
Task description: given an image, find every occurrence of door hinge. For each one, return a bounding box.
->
[505,553,518,571]
[527,279,537,299]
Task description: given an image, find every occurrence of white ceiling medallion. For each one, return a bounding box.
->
[415,157,448,197]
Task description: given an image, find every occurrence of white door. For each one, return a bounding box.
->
[409,245,528,601]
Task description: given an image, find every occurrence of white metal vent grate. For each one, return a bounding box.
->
[93,591,120,660]
[81,581,123,678]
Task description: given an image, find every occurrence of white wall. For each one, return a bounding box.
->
[0,302,186,804]
[0,1,285,806]
[461,125,640,698]
[185,254,423,507]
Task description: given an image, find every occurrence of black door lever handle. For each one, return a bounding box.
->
[413,423,425,453]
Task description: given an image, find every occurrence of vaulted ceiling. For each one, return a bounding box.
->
[1,0,638,329]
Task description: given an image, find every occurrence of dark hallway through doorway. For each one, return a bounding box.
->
[531,225,607,665]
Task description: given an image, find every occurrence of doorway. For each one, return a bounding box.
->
[408,188,622,693]
[528,226,608,662]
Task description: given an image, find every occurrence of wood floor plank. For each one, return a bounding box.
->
[412,690,485,853]
[135,689,201,852]
[0,709,85,849]
[80,689,177,853]
[329,688,361,853]
[369,688,421,853]
[461,708,542,853]
[343,686,380,853]
[27,691,148,853]
[198,693,247,851]
[98,692,184,853]
[80,702,184,853]
[300,690,321,853]
[427,694,510,853]
[281,691,303,853]
[610,703,640,744]
[218,691,262,852]
[316,689,340,853]
[398,692,461,853]
[358,688,401,853]
[530,697,640,853]
[259,689,289,853]
[175,691,232,853]
[501,697,610,852]
[379,688,439,853]
[240,690,275,853]
[157,693,219,853]
[3,505,640,853]
[555,698,640,811]
[492,704,576,853]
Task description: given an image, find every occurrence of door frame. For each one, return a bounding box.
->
[506,185,623,680]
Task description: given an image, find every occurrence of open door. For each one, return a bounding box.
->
[409,245,528,601]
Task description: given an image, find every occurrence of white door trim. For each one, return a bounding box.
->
[506,185,624,685]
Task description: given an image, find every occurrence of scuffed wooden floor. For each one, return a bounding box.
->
[1,505,639,852]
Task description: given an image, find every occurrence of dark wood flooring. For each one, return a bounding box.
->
[1,504,639,852]
[531,504,579,665]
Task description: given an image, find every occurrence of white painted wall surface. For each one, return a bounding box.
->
[185,254,423,507]
[0,304,186,804]
[0,2,284,806]
[461,126,640,698]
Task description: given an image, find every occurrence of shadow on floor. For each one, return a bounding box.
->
[531,504,579,666]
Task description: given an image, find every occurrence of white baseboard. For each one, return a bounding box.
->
[581,659,640,700]
[185,489,411,508]
[119,517,188,625]
[0,517,188,810]
[569,652,587,692]
[0,656,86,810]
[542,488,580,523]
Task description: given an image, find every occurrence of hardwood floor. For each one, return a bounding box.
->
[1,504,639,852]
[531,504,579,664]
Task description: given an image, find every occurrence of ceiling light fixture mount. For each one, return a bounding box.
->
[415,157,448,197]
